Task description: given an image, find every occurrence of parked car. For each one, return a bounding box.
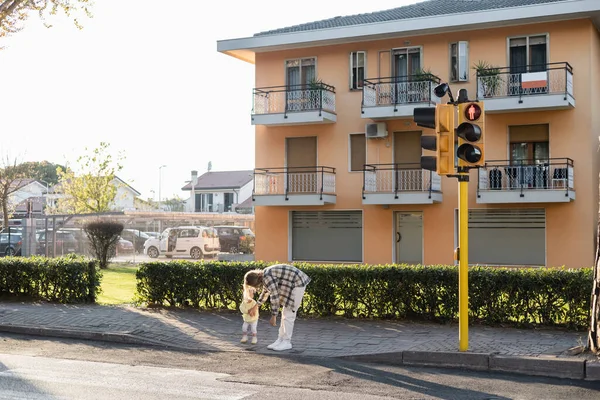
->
[144,226,220,259]
[0,232,22,256]
[121,229,151,253]
[112,237,135,256]
[214,226,255,254]
[36,230,79,256]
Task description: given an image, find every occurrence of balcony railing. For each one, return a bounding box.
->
[362,74,442,110]
[476,62,573,100]
[252,83,336,116]
[253,166,336,200]
[478,158,574,196]
[362,163,441,199]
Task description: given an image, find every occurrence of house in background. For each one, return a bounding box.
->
[181,170,254,213]
[218,0,599,268]
[47,176,141,212]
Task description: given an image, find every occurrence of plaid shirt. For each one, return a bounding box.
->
[257,264,311,315]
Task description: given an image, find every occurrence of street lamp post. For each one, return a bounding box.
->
[38,179,50,208]
[158,165,167,211]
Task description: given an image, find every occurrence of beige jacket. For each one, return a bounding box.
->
[239,299,258,323]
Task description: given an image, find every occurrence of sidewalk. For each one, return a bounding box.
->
[0,302,597,380]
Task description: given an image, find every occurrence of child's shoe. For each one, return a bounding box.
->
[251,335,258,345]
[240,334,248,344]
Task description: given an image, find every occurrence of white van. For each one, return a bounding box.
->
[144,226,220,259]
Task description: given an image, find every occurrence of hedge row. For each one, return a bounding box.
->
[0,255,100,303]
[135,261,593,329]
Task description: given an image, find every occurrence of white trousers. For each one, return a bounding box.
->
[242,321,257,335]
[278,286,306,341]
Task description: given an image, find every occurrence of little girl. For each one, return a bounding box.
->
[239,284,259,344]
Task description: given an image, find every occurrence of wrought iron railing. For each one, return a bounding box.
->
[476,62,573,100]
[252,83,336,117]
[477,158,574,197]
[362,163,441,199]
[361,74,442,111]
[253,166,336,201]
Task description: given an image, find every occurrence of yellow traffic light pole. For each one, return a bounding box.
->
[457,168,469,352]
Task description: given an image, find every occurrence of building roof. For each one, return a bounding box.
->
[181,170,254,191]
[236,196,254,209]
[217,0,600,64]
[255,0,568,36]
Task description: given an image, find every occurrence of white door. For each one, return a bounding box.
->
[175,228,199,255]
[395,212,423,264]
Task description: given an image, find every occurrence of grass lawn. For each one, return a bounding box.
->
[98,264,138,305]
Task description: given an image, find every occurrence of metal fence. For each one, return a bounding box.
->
[2,211,255,261]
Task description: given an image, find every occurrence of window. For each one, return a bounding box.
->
[509,35,547,73]
[392,47,421,78]
[286,57,316,87]
[450,41,469,82]
[509,124,549,165]
[349,133,366,172]
[350,51,366,89]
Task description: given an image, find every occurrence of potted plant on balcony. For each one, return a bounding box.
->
[410,67,435,102]
[473,60,501,98]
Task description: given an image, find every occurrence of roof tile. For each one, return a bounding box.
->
[254,0,569,37]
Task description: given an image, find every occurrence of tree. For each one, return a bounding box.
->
[22,160,64,185]
[83,220,123,269]
[0,0,93,41]
[0,157,32,228]
[162,196,185,212]
[52,142,125,214]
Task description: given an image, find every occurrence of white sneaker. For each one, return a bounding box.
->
[251,336,258,345]
[240,335,248,344]
[272,340,292,351]
[267,338,283,350]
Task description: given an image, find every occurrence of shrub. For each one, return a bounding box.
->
[84,220,124,269]
[0,254,101,303]
[135,261,592,329]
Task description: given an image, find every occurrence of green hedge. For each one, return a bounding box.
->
[135,261,592,329]
[0,255,100,303]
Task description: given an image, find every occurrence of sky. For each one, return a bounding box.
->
[0,0,418,201]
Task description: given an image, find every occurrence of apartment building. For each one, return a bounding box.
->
[217,0,600,267]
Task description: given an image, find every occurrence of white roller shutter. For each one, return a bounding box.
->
[292,211,362,262]
[468,209,545,266]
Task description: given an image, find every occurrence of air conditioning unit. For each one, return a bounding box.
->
[365,122,388,139]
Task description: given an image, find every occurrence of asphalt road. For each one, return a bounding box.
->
[0,333,599,399]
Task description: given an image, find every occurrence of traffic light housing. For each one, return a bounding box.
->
[414,104,455,175]
[456,102,485,168]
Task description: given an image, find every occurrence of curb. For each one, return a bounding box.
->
[338,351,598,381]
[0,325,163,349]
[1,324,597,381]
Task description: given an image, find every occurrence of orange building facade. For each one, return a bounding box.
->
[218,0,600,267]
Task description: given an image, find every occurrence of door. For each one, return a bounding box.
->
[292,211,362,262]
[217,227,235,252]
[175,228,198,254]
[392,47,421,103]
[467,209,545,266]
[286,58,316,111]
[395,212,423,264]
[394,131,422,191]
[286,137,317,193]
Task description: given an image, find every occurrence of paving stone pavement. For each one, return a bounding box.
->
[0,302,586,360]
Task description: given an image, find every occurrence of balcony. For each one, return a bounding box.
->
[477,158,575,203]
[476,62,575,113]
[251,84,336,126]
[361,74,442,120]
[362,164,442,205]
[252,166,336,206]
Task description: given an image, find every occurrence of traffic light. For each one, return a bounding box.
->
[456,102,485,167]
[414,104,455,175]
